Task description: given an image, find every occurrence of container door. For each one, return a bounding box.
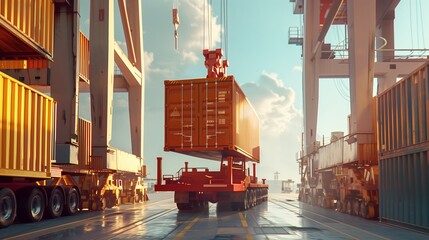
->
[165,82,199,149]
[198,80,232,148]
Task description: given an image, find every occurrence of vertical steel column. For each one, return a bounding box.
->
[347,0,376,136]
[253,163,256,184]
[50,0,80,164]
[227,156,233,185]
[125,1,145,158]
[376,6,396,93]
[157,157,163,186]
[90,0,114,159]
[303,0,321,155]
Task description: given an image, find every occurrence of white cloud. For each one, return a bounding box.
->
[143,51,173,76]
[144,51,154,73]
[182,50,200,63]
[241,71,302,136]
[116,41,127,53]
[293,65,302,72]
[184,0,222,50]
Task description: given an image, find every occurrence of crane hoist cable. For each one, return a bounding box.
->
[172,0,180,50]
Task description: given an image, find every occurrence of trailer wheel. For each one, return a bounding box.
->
[0,188,16,228]
[46,188,64,218]
[18,188,45,222]
[367,202,375,219]
[352,200,360,216]
[177,203,192,210]
[64,187,79,215]
[359,202,367,218]
[106,194,115,208]
[346,200,352,214]
[335,201,342,212]
[251,190,256,207]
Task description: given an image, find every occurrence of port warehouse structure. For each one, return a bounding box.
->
[377,62,429,229]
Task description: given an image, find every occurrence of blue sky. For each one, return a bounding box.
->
[78,0,428,182]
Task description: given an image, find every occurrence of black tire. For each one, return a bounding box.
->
[46,187,64,218]
[106,194,115,209]
[177,203,192,210]
[100,197,107,211]
[0,188,17,228]
[18,188,45,222]
[64,187,79,216]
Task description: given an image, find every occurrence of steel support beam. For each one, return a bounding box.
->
[312,0,343,58]
[50,0,80,164]
[90,0,114,158]
[114,42,142,86]
[118,0,136,65]
[123,0,145,158]
[318,59,425,80]
[303,0,321,155]
[347,0,376,136]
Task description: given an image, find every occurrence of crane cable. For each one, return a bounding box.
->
[202,0,229,57]
[220,0,229,58]
[172,0,179,50]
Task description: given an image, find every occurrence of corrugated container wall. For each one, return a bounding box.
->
[79,32,90,83]
[164,76,260,162]
[0,0,54,59]
[78,118,92,167]
[377,62,429,229]
[0,72,55,179]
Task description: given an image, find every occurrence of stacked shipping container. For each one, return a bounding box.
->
[0,72,55,179]
[377,62,429,229]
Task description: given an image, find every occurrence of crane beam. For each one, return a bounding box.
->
[114,42,142,87]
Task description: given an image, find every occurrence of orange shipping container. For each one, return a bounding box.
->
[164,76,260,162]
[0,72,55,179]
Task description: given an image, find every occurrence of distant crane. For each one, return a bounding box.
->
[274,172,280,181]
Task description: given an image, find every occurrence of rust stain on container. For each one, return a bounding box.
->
[164,76,260,162]
[0,71,54,179]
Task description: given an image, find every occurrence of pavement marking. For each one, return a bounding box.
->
[271,199,390,240]
[239,212,248,228]
[239,212,253,240]
[174,215,201,240]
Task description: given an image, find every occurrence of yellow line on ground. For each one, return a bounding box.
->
[271,200,390,240]
[174,215,201,240]
[301,215,363,240]
[238,212,248,228]
[238,212,253,240]
[295,204,389,240]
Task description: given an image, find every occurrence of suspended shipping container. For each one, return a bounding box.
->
[164,76,260,162]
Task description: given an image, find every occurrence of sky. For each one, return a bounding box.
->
[78,0,429,183]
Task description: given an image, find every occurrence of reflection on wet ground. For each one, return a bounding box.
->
[1,193,428,240]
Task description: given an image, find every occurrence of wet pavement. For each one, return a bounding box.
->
[0,192,428,240]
